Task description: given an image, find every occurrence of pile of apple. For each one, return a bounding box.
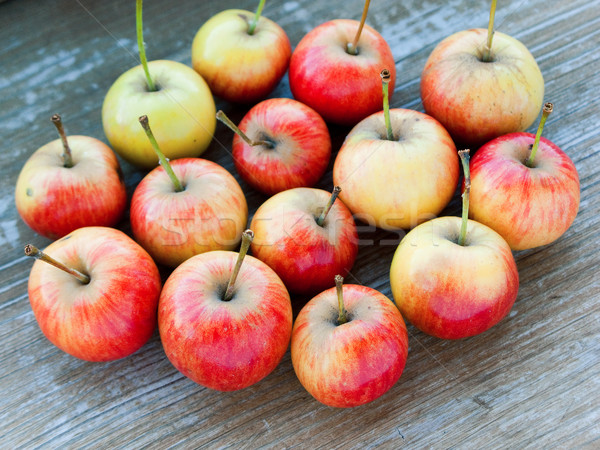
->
[16,0,579,408]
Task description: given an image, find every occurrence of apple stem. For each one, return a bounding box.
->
[216,110,274,148]
[347,0,371,55]
[223,229,254,302]
[335,275,348,325]
[136,0,157,92]
[247,0,266,35]
[527,102,553,167]
[139,115,184,192]
[458,149,471,246]
[24,244,90,284]
[381,69,394,141]
[316,186,342,227]
[51,114,74,168]
[482,0,497,62]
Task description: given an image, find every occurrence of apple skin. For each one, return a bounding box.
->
[250,188,358,295]
[232,98,331,195]
[289,19,396,126]
[390,217,519,340]
[102,60,216,169]
[158,250,293,391]
[469,132,580,250]
[192,9,291,103]
[333,109,458,230]
[291,284,409,408]
[421,28,544,146]
[27,227,162,361]
[15,136,127,240]
[130,158,248,268]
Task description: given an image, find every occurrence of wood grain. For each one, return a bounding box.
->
[1,0,599,447]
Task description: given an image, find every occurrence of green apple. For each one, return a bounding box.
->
[102,0,216,169]
[102,60,216,169]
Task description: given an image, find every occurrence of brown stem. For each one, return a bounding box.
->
[335,275,347,325]
[316,186,341,226]
[25,244,90,284]
[223,230,254,301]
[347,0,371,55]
[51,114,73,168]
[216,110,274,148]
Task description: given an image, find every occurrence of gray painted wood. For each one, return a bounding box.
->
[1,0,598,447]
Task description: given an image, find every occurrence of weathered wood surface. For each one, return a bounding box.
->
[1,0,599,447]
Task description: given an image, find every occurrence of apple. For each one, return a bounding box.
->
[15,114,127,240]
[390,150,519,339]
[24,226,161,361]
[158,230,293,391]
[288,0,396,126]
[130,116,248,267]
[216,98,331,195]
[333,69,459,231]
[191,0,291,103]
[291,275,409,408]
[250,187,358,295]
[469,103,580,250]
[420,0,544,146]
[102,0,215,169]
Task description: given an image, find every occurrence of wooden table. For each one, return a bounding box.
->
[2,0,599,447]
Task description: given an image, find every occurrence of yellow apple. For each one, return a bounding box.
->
[421,29,544,146]
[102,60,216,169]
[192,9,291,104]
[333,109,458,230]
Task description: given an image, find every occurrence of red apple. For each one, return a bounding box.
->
[289,13,396,126]
[333,89,458,230]
[390,150,519,339]
[291,276,409,408]
[191,2,291,103]
[250,187,358,295]
[469,104,580,250]
[217,98,331,195]
[420,2,544,146]
[15,114,126,240]
[102,0,215,168]
[25,226,161,361]
[130,116,247,268]
[159,230,293,391]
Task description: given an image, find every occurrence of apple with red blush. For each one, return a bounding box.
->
[333,69,458,230]
[15,114,126,240]
[390,150,519,339]
[250,186,358,295]
[216,98,331,195]
[291,275,409,407]
[24,227,161,361]
[469,103,580,250]
[192,0,291,103]
[158,230,293,391]
[130,115,247,268]
[420,0,544,146]
[288,0,396,126]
